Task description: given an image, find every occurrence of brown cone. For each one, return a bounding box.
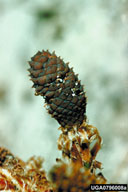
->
[28,50,87,127]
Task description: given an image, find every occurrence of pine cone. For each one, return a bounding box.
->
[28,50,87,127]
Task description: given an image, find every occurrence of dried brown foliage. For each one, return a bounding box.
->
[0,147,53,191]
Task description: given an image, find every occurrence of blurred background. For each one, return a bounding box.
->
[0,0,128,184]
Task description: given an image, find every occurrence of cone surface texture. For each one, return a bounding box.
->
[28,50,86,127]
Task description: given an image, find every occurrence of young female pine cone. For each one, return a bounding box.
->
[28,50,87,127]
